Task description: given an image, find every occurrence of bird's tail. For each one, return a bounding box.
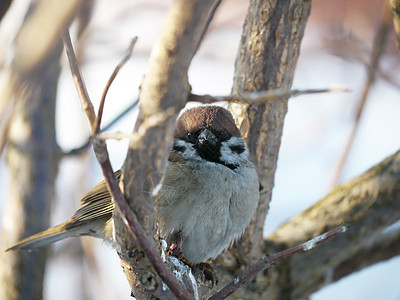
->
[5,223,75,251]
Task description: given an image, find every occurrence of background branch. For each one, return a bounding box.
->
[0,1,82,299]
[330,2,392,186]
[0,0,83,155]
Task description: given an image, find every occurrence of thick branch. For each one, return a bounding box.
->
[267,150,400,298]
[0,0,83,155]
[116,1,221,299]
[333,226,400,281]
[0,1,82,298]
[227,0,312,267]
[0,39,62,300]
[210,224,348,300]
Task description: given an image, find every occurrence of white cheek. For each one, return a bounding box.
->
[220,137,249,165]
[174,139,202,162]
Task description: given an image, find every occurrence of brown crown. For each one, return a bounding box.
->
[174,106,241,139]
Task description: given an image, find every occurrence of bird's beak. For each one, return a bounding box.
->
[198,129,217,148]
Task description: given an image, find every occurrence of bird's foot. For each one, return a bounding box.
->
[168,230,183,258]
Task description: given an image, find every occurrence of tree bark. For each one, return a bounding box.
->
[0,2,85,298]
[228,0,312,267]
[0,43,62,300]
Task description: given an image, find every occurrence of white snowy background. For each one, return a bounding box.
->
[1,0,400,299]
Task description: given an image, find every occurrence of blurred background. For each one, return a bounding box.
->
[1,0,399,299]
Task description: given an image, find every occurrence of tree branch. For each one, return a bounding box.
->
[62,31,96,134]
[95,37,138,134]
[267,150,400,298]
[0,2,82,298]
[189,86,350,104]
[330,1,392,186]
[333,225,400,281]
[0,0,83,155]
[210,224,348,300]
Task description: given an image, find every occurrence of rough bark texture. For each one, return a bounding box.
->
[114,1,219,299]
[267,150,400,298]
[0,43,62,300]
[228,0,312,267]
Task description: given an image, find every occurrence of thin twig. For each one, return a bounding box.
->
[94,37,138,134]
[97,131,131,141]
[330,2,392,186]
[209,224,348,300]
[189,86,350,104]
[62,31,194,300]
[62,31,96,135]
[325,34,400,89]
[194,0,222,54]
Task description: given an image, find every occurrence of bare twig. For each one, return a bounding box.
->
[62,31,194,300]
[194,0,222,54]
[189,86,350,104]
[62,30,96,135]
[330,2,392,186]
[94,37,138,134]
[325,34,400,89]
[209,224,348,300]
[97,131,132,141]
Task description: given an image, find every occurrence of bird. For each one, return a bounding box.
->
[6,105,260,265]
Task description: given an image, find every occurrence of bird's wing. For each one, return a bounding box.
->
[69,169,122,227]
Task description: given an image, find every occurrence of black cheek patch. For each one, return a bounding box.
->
[172,143,186,153]
[222,162,239,170]
[229,144,245,154]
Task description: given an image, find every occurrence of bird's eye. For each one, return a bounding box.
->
[187,132,192,140]
[220,130,230,141]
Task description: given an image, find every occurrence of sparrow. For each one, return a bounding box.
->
[6,105,259,265]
